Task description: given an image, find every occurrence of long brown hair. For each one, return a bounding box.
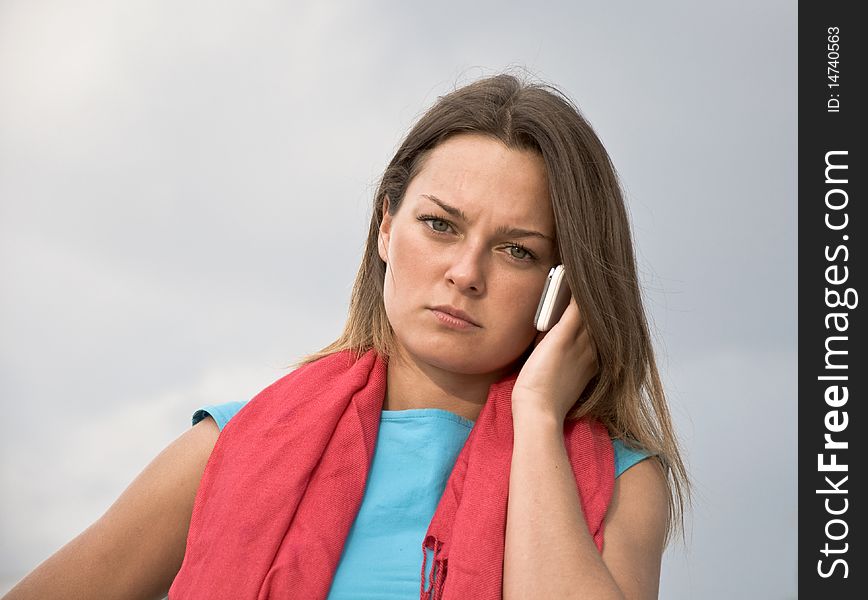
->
[300,71,689,539]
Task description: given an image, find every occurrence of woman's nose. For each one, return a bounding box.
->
[444,246,486,295]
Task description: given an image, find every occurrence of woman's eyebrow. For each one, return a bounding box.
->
[421,194,554,242]
[422,194,468,221]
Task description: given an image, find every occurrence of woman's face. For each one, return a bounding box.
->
[378,133,558,376]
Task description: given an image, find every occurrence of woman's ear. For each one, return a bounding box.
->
[378,195,392,263]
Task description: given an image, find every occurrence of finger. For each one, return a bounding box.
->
[556,296,583,338]
[580,324,600,371]
[570,296,588,330]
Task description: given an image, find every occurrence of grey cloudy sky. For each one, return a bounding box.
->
[0,0,797,597]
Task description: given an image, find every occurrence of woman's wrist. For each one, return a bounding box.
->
[511,398,564,437]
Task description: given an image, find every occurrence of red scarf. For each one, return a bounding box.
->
[169,349,614,599]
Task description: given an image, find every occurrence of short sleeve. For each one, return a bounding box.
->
[192,400,249,431]
[612,438,653,478]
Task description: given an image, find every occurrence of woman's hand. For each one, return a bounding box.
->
[512,296,599,424]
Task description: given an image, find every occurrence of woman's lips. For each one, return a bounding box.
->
[430,308,480,330]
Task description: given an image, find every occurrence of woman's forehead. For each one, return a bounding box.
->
[406,134,553,230]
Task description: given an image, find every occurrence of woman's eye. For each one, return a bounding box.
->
[418,215,535,261]
[429,219,450,233]
[418,215,454,234]
[506,245,533,260]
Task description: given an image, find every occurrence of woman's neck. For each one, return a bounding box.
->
[382,351,517,422]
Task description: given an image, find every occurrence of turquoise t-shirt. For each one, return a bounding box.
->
[191,401,650,599]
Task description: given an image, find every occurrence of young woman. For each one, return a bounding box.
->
[5,73,688,600]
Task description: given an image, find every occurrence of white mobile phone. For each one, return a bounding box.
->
[534,264,571,332]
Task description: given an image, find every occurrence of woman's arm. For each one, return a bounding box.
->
[505,293,668,600]
[3,417,220,600]
[503,409,668,600]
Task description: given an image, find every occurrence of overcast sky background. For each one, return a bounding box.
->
[0,1,797,597]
